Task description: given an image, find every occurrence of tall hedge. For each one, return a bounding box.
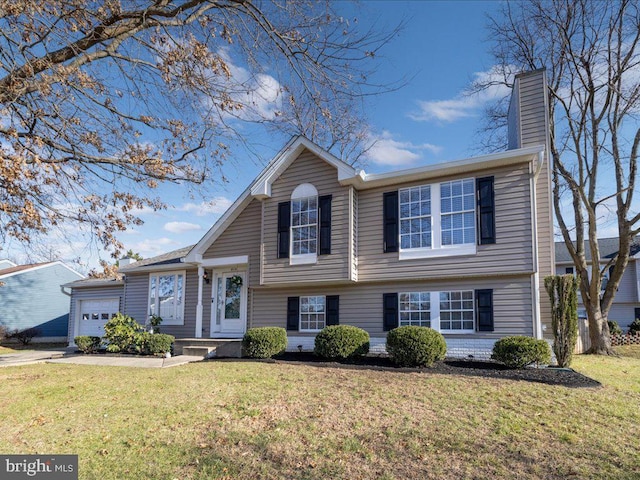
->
[544,274,578,367]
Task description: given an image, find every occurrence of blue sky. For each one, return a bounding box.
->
[6,1,519,270]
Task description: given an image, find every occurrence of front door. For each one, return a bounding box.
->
[211,272,246,336]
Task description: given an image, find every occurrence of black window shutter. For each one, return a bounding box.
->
[318,195,332,255]
[476,176,495,245]
[326,295,339,325]
[383,293,399,331]
[287,297,300,331]
[278,201,291,258]
[383,191,399,253]
[475,289,494,332]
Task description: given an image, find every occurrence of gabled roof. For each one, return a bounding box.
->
[555,236,640,263]
[119,245,195,273]
[185,134,545,263]
[0,261,84,280]
[186,135,354,262]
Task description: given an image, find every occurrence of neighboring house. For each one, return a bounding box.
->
[0,259,17,270]
[555,237,640,331]
[0,261,84,341]
[65,69,554,358]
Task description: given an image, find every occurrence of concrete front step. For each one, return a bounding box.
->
[174,338,243,358]
[182,346,213,357]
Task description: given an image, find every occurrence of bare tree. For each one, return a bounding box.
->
[0,0,398,260]
[474,0,640,354]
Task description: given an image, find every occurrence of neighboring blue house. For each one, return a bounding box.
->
[0,261,84,341]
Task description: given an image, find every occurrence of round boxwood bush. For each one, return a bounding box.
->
[138,333,175,356]
[242,327,287,358]
[314,325,370,360]
[386,326,447,367]
[74,336,102,353]
[491,336,551,368]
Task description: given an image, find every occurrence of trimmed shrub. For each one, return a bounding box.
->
[628,318,640,335]
[103,313,144,353]
[491,336,551,368]
[136,333,174,356]
[608,320,623,336]
[243,327,287,358]
[75,336,102,353]
[386,326,446,367]
[314,325,370,360]
[544,274,578,367]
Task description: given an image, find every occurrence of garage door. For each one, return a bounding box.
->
[78,298,120,337]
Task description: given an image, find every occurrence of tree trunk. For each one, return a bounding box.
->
[586,305,614,355]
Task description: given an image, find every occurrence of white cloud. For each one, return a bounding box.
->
[410,67,512,123]
[129,237,178,259]
[205,48,282,121]
[164,221,202,234]
[173,197,233,217]
[365,131,442,167]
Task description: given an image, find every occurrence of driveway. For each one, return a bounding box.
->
[0,350,202,368]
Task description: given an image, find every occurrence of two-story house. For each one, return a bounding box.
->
[65,69,554,359]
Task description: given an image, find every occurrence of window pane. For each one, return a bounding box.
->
[300,296,325,331]
[399,291,431,327]
[440,290,474,331]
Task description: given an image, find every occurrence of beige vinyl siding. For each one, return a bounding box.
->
[356,165,533,281]
[352,187,358,281]
[123,270,198,338]
[262,150,351,284]
[203,199,262,288]
[68,286,124,341]
[250,276,532,337]
[516,71,555,337]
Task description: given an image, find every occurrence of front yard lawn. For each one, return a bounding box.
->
[1,354,639,479]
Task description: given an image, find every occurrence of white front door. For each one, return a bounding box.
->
[210,272,247,336]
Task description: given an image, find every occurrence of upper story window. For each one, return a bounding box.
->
[148,271,185,325]
[441,179,475,246]
[278,184,332,265]
[290,183,318,264]
[400,186,431,249]
[392,178,480,260]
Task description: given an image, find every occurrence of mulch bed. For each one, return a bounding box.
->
[240,352,601,389]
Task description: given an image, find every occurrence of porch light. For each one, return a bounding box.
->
[203,271,210,284]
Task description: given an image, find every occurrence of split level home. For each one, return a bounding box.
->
[64,69,555,359]
[555,237,640,331]
[0,260,84,342]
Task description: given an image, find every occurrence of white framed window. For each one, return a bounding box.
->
[291,183,318,265]
[398,179,476,260]
[299,295,325,331]
[439,291,474,332]
[399,292,431,327]
[148,271,185,325]
[400,186,432,249]
[441,179,476,246]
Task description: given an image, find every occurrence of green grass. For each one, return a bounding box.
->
[1,355,639,479]
[615,344,640,359]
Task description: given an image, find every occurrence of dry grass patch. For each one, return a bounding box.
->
[615,344,640,359]
[0,357,638,479]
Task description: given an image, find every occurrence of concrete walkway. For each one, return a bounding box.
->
[0,349,66,367]
[0,350,203,368]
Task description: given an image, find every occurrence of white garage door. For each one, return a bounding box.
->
[78,298,120,337]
